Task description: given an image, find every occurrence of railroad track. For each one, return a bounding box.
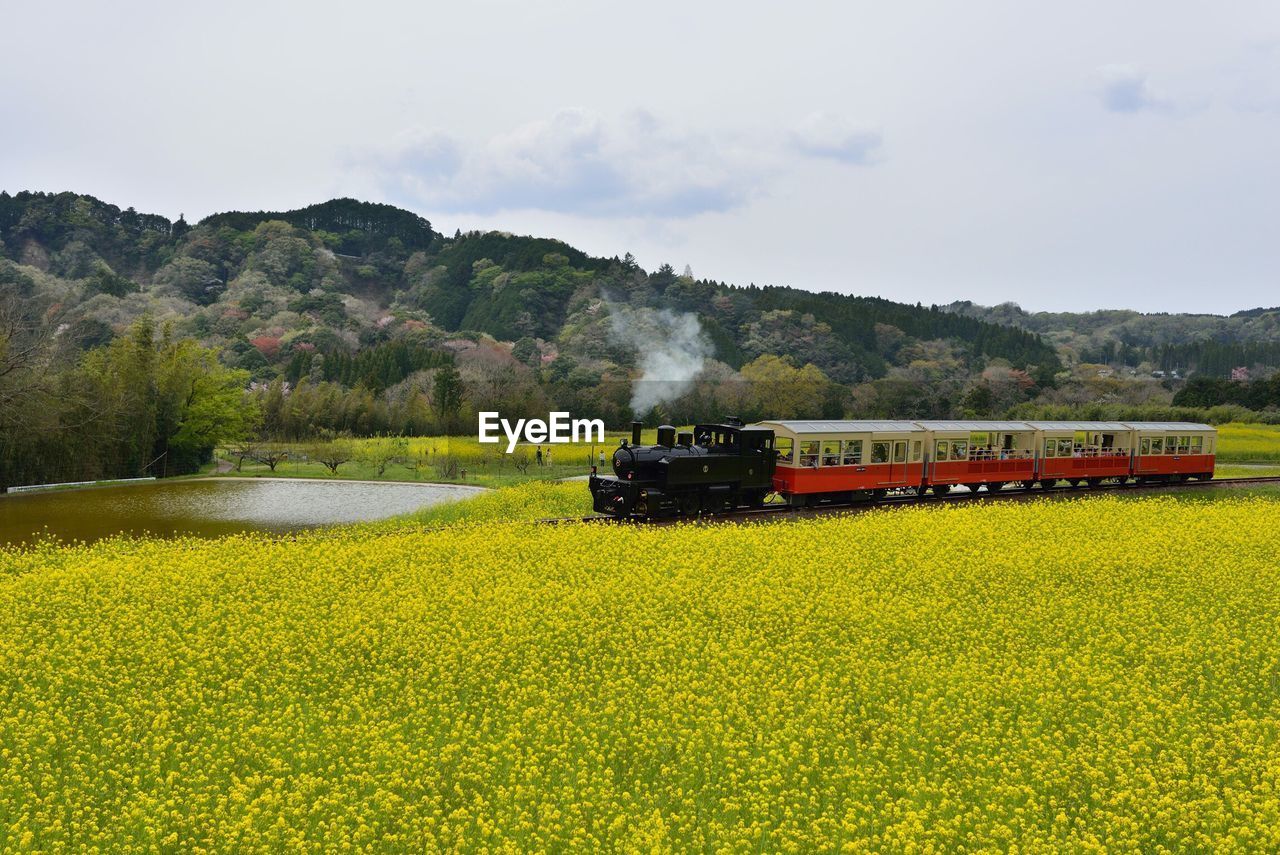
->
[544,475,1280,526]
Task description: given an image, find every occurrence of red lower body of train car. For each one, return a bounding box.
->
[1133,453,1215,479]
[1038,453,1131,483]
[929,458,1035,487]
[773,462,926,496]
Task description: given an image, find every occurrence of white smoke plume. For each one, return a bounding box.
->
[605,300,713,416]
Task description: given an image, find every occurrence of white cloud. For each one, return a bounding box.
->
[360,109,774,218]
[790,112,883,164]
[1097,65,1174,113]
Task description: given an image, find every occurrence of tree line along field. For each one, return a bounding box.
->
[213,422,1280,488]
[3,491,1280,850]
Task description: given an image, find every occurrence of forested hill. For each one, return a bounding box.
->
[946,300,1280,377]
[2,188,1068,441]
[200,199,436,256]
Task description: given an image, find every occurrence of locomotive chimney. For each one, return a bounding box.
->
[656,424,676,447]
[631,421,643,446]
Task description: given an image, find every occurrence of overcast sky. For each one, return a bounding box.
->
[3,1,1278,313]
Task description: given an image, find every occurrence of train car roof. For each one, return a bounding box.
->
[1024,421,1133,431]
[756,420,925,434]
[913,420,1034,431]
[1121,421,1216,431]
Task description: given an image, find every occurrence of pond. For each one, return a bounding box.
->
[0,478,484,547]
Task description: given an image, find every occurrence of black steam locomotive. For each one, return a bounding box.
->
[588,419,778,518]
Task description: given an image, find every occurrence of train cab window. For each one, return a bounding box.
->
[893,442,907,463]
[935,440,949,462]
[842,440,863,465]
[821,440,841,466]
[950,440,968,460]
[776,437,794,464]
[1140,437,1151,455]
[1150,437,1163,454]
[871,442,890,464]
[1043,440,1056,458]
[799,440,819,467]
[912,441,922,462]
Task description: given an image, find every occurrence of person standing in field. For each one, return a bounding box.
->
[536,447,543,466]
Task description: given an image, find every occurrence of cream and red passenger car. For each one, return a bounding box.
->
[758,419,1215,505]
[757,420,926,504]
[915,421,1036,494]
[1026,421,1134,487]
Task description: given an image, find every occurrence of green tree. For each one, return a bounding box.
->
[432,363,466,433]
[739,354,831,420]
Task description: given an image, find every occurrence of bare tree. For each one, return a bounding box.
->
[310,441,353,476]
[252,446,290,472]
[229,442,259,471]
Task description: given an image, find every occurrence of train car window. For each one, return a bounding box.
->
[935,440,949,462]
[912,441,922,461]
[893,442,908,463]
[871,442,890,464]
[799,441,819,467]
[1141,437,1151,454]
[1044,440,1056,458]
[1180,436,1192,453]
[1191,436,1203,453]
[950,441,968,460]
[821,440,841,466]
[1150,437,1163,454]
[775,437,794,464]
[1165,437,1178,455]
[843,440,863,465]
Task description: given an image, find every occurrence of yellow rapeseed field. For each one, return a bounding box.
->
[1217,423,1280,462]
[3,495,1280,851]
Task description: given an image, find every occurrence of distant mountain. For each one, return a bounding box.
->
[0,189,1061,391]
[945,300,1280,376]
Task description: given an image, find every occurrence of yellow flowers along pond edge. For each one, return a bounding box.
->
[2,493,1280,851]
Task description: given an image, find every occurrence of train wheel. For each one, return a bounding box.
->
[872,488,888,502]
[679,494,700,517]
[988,482,1005,493]
[931,484,951,497]
[1022,480,1035,491]
[1115,476,1129,486]
[963,483,981,495]
[1087,478,1103,488]
[1039,480,1055,490]
[1069,479,1083,488]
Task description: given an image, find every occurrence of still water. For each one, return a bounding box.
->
[0,478,483,547]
